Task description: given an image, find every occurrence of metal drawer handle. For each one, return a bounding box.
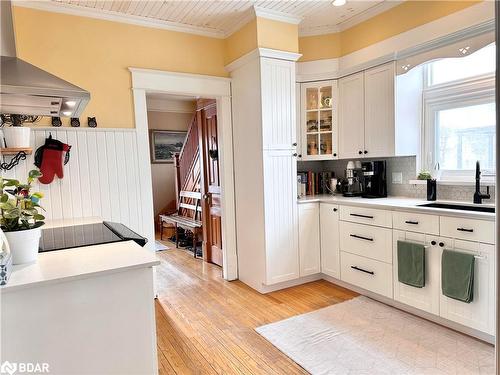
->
[350,213,374,219]
[405,220,419,225]
[350,234,374,242]
[351,266,374,275]
[457,227,474,233]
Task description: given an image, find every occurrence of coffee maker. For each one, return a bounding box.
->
[361,161,387,198]
[342,161,364,197]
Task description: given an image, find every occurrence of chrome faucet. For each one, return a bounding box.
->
[473,161,490,204]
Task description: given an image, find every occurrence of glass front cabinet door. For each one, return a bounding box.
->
[300,81,338,160]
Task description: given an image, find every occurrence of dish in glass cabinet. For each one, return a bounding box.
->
[321,96,333,108]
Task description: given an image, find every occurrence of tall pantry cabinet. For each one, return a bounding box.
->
[230,52,301,293]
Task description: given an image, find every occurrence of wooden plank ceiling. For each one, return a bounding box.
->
[50,0,389,37]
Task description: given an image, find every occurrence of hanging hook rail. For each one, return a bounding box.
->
[0,151,28,171]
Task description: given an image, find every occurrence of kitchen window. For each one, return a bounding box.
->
[422,43,496,184]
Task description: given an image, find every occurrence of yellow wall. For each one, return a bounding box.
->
[224,19,258,65]
[13,6,227,128]
[299,0,481,61]
[256,18,299,53]
[12,1,482,128]
[298,33,341,62]
[224,17,299,65]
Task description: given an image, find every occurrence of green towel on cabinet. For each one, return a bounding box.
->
[397,240,425,288]
[441,249,475,303]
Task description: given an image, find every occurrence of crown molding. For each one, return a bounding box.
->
[12,0,226,39]
[223,8,256,38]
[224,49,261,73]
[298,0,403,37]
[336,0,403,32]
[225,48,302,72]
[253,6,303,25]
[259,48,302,61]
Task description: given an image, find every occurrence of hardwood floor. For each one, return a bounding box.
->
[154,241,358,374]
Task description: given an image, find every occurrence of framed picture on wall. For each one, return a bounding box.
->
[149,130,187,163]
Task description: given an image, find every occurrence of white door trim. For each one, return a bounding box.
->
[129,68,238,281]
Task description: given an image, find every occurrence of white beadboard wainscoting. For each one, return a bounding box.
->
[2,127,154,248]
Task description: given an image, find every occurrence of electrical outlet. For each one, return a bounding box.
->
[392,172,403,184]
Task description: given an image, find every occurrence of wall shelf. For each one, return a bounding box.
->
[0,147,33,156]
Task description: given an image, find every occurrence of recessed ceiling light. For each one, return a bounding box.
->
[332,0,347,6]
[65,100,76,107]
[62,111,72,116]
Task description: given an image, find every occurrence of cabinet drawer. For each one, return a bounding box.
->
[440,216,494,244]
[340,251,393,298]
[393,211,439,235]
[340,221,392,263]
[340,205,392,228]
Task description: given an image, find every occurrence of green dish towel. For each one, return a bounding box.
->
[441,249,475,303]
[397,240,425,288]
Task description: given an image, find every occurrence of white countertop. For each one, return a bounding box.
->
[1,240,160,293]
[298,195,495,221]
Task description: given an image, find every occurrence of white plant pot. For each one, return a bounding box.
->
[2,126,31,148]
[5,227,41,265]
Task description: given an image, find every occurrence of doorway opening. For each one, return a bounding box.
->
[147,94,223,267]
[129,68,237,280]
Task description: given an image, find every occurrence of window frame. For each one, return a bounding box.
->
[422,71,495,184]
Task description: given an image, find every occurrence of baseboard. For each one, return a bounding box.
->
[322,274,495,345]
[259,273,323,293]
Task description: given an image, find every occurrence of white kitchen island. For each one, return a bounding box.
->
[1,239,160,375]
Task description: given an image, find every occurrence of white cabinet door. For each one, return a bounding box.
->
[260,57,296,150]
[296,83,301,160]
[300,81,338,161]
[298,203,321,277]
[364,62,395,158]
[263,149,299,285]
[439,238,495,334]
[320,203,340,278]
[393,230,440,315]
[339,72,365,159]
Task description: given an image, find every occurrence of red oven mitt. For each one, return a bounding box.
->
[34,135,71,184]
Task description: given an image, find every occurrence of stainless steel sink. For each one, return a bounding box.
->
[418,202,495,213]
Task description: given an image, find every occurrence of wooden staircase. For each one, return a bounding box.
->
[174,114,201,208]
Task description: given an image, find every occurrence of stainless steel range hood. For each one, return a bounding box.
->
[0,0,90,117]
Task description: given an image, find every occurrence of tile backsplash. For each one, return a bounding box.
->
[298,155,495,203]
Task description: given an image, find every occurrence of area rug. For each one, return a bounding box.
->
[154,241,169,251]
[256,296,494,375]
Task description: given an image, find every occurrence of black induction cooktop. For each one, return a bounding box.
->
[39,221,148,253]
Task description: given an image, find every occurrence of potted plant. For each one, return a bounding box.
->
[0,170,44,264]
[0,114,32,148]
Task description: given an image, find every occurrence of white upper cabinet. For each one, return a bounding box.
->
[364,62,395,157]
[338,72,365,159]
[337,62,398,159]
[300,80,338,160]
[261,57,296,150]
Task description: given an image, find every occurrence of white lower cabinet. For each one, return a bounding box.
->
[438,238,495,335]
[392,230,440,315]
[263,150,299,285]
[320,203,340,278]
[340,221,392,263]
[340,251,393,298]
[298,203,321,276]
